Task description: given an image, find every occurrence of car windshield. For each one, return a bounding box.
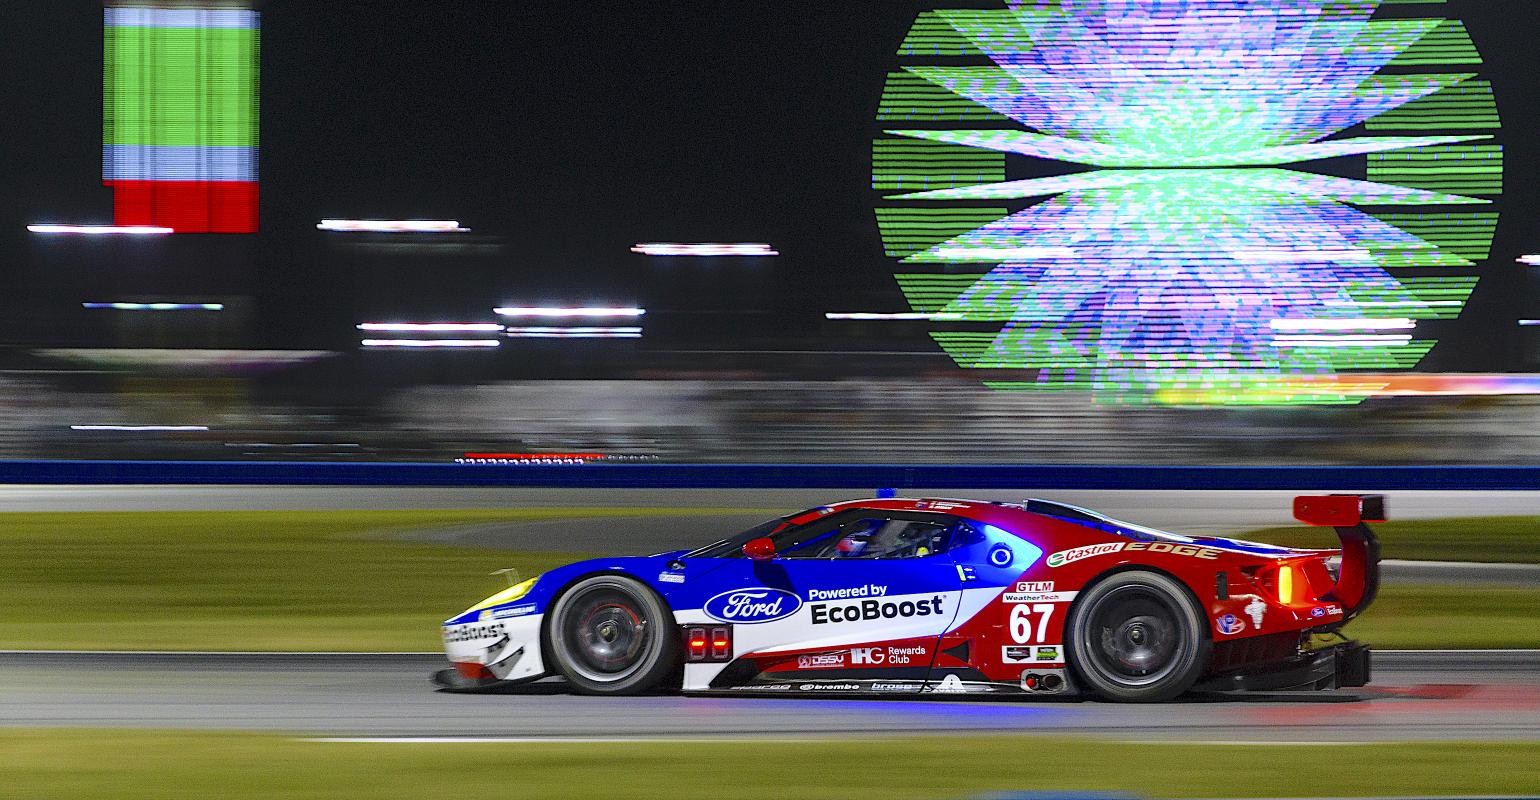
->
[679,514,796,559]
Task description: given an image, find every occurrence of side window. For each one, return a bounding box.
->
[768,516,850,558]
[777,514,955,560]
[948,520,987,550]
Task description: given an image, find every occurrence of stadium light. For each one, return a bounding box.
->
[29,225,173,235]
[319,220,469,233]
[1233,249,1376,263]
[1271,335,1415,348]
[825,312,961,321]
[505,327,643,339]
[1324,300,1463,309]
[84,303,225,311]
[1269,319,1416,332]
[360,339,500,349]
[71,425,209,432]
[1520,255,1540,267]
[929,246,1076,260]
[630,243,778,257]
[494,307,645,318]
[357,323,504,332]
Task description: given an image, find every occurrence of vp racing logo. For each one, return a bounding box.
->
[704,588,802,624]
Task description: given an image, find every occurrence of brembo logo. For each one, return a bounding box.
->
[704,588,802,624]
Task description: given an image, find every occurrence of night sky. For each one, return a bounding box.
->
[1,1,1536,373]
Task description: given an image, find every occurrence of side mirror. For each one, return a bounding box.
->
[743,537,777,562]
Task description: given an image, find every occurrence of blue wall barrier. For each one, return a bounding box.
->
[0,461,1537,490]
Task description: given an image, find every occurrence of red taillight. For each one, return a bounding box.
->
[1262,562,1326,606]
[683,625,733,663]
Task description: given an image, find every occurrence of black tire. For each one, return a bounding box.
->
[545,575,680,696]
[1066,570,1209,703]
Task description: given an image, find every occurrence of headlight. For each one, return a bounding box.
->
[466,577,539,614]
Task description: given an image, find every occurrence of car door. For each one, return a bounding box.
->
[687,509,967,691]
[932,519,1057,693]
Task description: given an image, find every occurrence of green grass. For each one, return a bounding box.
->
[1345,583,1540,649]
[1242,516,1540,564]
[0,509,679,651]
[2,510,1537,652]
[1,731,1536,799]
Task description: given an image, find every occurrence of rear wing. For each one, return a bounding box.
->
[1293,495,1384,626]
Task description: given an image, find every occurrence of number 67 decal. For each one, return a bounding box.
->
[1009,603,1054,644]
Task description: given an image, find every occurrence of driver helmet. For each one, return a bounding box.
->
[835,532,872,557]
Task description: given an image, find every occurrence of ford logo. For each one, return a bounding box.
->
[704,588,802,624]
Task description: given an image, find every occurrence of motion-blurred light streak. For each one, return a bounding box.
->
[360,340,501,349]
[104,4,260,233]
[826,312,961,321]
[356,323,504,332]
[319,220,469,233]
[84,302,224,311]
[630,243,779,257]
[494,307,646,319]
[1141,374,1540,403]
[877,1,1503,405]
[71,425,210,432]
[29,225,173,235]
[1269,319,1416,332]
[1272,336,1417,348]
[504,327,643,339]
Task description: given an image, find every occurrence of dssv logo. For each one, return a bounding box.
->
[704,588,802,624]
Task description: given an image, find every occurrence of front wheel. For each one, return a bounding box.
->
[1066,570,1208,702]
[545,575,680,695]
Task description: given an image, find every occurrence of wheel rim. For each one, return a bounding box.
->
[1079,584,1188,688]
[560,584,653,683]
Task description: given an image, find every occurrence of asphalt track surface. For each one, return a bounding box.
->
[2,651,1537,741]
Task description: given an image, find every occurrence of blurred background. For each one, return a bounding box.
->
[0,1,1534,466]
[1,6,1538,798]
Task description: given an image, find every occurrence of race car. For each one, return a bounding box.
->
[436,494,1381,702]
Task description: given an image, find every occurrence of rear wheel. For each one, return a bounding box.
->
[546,575,679,695]
[1066,570,1208,702]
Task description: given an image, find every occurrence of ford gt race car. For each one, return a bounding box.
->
[437,494,1381,702]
